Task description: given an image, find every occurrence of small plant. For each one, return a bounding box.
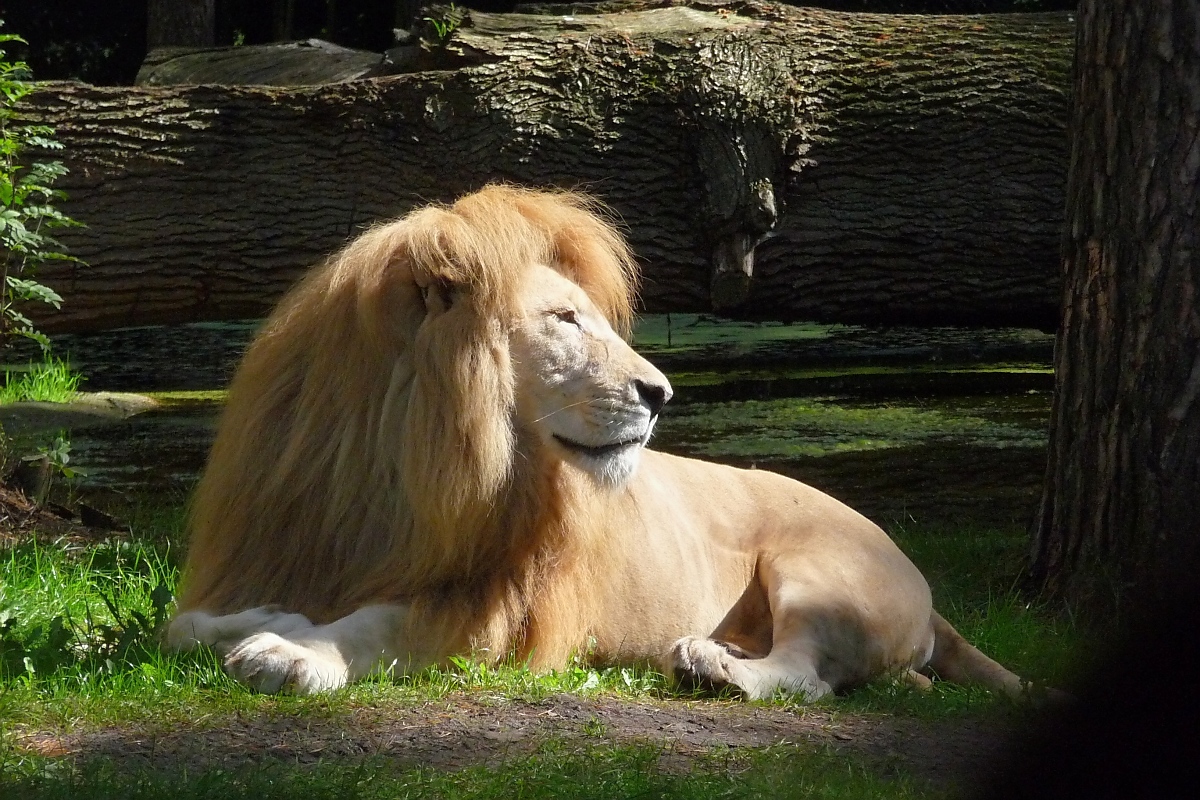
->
[37,430,78,479]
[422,4,463,48]
[0,23,83,353]
[0,352,81,403]
[9,428,83,506]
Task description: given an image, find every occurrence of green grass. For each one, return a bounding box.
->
[656,395,1047,460]
[0,516,1083,799]
[0,741,935,800]
[0,356,82,404]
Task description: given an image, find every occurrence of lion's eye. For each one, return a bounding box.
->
[552,309,580,326]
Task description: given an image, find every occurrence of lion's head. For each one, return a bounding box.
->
[510,264,671,487]
[176,186,668,653]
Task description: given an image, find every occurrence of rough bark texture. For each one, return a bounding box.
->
[147,0,216,49]
[23,1,1072,333]
[1032,0,1200,605]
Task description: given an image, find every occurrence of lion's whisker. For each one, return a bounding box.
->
[532,399,597,423]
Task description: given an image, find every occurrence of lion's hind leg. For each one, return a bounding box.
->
[668,636,833,701]
[667,560,834,701]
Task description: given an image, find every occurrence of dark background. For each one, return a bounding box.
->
[0,1,1077,86]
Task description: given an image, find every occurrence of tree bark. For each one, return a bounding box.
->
[136,39,389,87]
[147,0,216,49]
[24,1,1072,333]
[1031,0,1200,607]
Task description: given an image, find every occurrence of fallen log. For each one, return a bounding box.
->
[23,1,1072,332]
[135,38,391,87]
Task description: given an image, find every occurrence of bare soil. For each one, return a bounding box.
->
[0,484,104,546]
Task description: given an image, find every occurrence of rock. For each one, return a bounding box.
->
[0,393,160,437]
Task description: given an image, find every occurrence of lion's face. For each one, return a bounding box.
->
[511,265,672,486]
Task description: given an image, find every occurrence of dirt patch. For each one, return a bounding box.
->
[0,484,92,545]
[13,695,1020,792]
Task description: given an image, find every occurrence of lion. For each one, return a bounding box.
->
[168,184,1037,701]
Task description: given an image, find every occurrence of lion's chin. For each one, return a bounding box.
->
[553,435,644,487]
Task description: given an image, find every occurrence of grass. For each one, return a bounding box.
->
[1,742,935,800]
[0,511,1084,799]
[0,355,82,404]
[656,395,1047,460]
[0,539,174,683]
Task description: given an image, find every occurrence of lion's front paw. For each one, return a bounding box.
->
[166,612,211,652]
[668,636,738,694]
[224,632,347,695]
[167,607,313,653]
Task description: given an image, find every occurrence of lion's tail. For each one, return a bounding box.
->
[926,611,1027,698]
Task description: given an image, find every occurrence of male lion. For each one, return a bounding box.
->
[169,185,1032,700]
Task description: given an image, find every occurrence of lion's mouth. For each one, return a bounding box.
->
[553,434,644,458]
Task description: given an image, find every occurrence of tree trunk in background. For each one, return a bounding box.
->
[1031,0,1200,608]
[24,1,1071,333]
[147,0,216,49]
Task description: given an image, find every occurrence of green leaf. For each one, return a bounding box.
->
[6,277,63,307]
[17,328,52,352]
[25,136,64,151]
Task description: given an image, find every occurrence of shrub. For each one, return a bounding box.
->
[0,22,82,353]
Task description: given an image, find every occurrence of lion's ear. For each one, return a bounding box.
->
[418,278,458,316]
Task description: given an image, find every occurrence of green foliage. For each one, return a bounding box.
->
[0,541,173,681]
[34,430,75,479]
[0,24,82,353]
[0,353,81,402]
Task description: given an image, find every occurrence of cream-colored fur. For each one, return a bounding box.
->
[169,185,1034,700]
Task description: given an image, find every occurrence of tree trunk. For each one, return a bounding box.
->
[147,0,216,49]
[24,1,1072,333]
[136,39,389,87]
[1031,0,1200,607]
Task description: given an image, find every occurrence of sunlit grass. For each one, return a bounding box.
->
[0,355,82,404]
[0,520,1085,727]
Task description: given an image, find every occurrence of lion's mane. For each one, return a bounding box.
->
[178,186,638,665]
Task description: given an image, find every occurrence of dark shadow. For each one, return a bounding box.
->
[976,588,1200,798]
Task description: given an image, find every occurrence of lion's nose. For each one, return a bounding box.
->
[635,379,672,417]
